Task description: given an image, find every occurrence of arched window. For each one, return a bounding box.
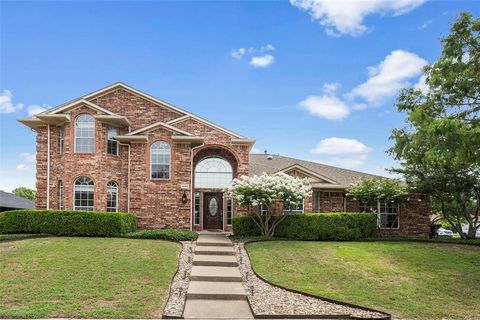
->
[195,157,233,189]
[73,176,94,211]
[58,180,64,210]
[150,141,170,179]
[75,114,95,153]
[106,181,118,212]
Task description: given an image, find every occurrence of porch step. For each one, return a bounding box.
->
[193,254,238,267]
[195,245,235,256]
[196,241,233,247]
[183,298,253,318]
[190,266,242,282]
[187,281,247,300]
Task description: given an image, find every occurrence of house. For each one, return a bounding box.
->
[18,83,429,235]
[0,190,35,212]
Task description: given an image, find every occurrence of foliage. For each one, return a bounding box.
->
[389,12,480,239]
[247,241,480,319]
[346,177,408,204]
[233,212,377,241]
[0,210,136,236]
[0,237,179,318]
[124,229,198,241]
[225,172,312,236]
[12,187,36,201]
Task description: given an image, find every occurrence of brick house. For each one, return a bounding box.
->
[18,83,429,236]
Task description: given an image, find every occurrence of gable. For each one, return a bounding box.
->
[279,164,337,184]
[168,115,244,140]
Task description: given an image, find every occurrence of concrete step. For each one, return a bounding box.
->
[191,266,242,282]
[187,281,247,300]
[196,235,233,247]
[196,240,233,247]
[183,298,253,318]
[195,245,235,256]
[193,254,238,267]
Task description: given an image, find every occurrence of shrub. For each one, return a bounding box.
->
[124,229,198,241]
[233,212,377,241]
[0,210,136,236]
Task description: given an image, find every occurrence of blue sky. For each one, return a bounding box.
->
[0,0,479,192]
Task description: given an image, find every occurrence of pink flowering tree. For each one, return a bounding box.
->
[225,172,312,236]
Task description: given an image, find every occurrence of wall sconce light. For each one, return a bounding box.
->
[182,190,188,204]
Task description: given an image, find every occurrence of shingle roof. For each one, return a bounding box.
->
[0,191,35,210]
[249,154,382,186]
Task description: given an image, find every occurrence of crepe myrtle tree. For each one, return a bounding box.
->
[225,172,312,236]
[347,177,409,205]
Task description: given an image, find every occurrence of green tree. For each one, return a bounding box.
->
[346,177,408,204]
[389,12,479,239]
[12,187,36,201]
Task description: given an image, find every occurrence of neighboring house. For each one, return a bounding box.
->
[0,190,35,212]
[18,83,429,235]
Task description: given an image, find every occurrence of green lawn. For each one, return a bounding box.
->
[247,241,480,320]
[0,237,180,318]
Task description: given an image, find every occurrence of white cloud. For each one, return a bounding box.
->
[28,104,48,116]
[260,44,275,52]
[0,89,24,113]
[310,137,373,169]
[349,50,427,104]
[322,82,340,94]
[15,164,30,172]
[290,0,426,37]
[231,48,246,59]
[418,20,431,29]
[20,152,36,163]
[299,95,349,120]
[250,54,275,68]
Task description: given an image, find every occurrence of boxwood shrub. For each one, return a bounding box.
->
[233,212,377,241]
[124,229,198,241]
[0,210,136,236]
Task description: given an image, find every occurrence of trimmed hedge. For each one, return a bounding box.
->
[233,212,377,241]
[124,229,199,241]
[0,210,136,236]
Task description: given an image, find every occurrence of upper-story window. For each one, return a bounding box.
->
[58,127,64,154]
[150,141,171,179]
[107,127,119,155]
[75,114,95,153]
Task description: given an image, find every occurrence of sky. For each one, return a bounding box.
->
[0,0,479,192]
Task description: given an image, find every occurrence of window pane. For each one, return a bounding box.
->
[194,192,200,225]
[150,141,170,179]
[74,176,94,210]
[227,198,233,225]
[107,181,118,212]
[75,114,95,153]
[194,158,233,189]
[107,127,118,155]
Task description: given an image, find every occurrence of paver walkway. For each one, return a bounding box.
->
[183,234,253,319]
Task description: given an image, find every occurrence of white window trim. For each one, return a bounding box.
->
[377,201,400,230]
[283,199,304,215]
[107,181,119,212]
[74,114,95,154]
[226,198,233,226]
[194,192,201,225]
[107,127,119,156]
[73,177,94,211]
[150,140,171,180]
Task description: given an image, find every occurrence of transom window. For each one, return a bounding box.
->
[75,114,95,153]
[107,127,119,155]
[106,181,118,212]
[194,157,233,189]
[73,176,94,211]
[150,141,170,179]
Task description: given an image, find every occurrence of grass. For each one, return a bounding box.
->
[0,237,180,318]
[246,241,480,320]
[0,234,46,241]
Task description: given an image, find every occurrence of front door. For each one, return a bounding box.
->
[203,192,223,230]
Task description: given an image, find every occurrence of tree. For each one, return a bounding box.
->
[389,12,480,239]
[347,177,408,204]
[12,187,36,201]
[225,173,312,236]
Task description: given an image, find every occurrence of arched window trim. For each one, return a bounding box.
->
[107,181,119,212]
[73,176,94,211]
[194,157,233,189]
[150,140,171,180]
[74,113,95,153]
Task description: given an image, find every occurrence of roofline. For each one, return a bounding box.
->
[167,114,245,139]
[45,99,116,116]
[275,163,338,184]
[126,120,193,136]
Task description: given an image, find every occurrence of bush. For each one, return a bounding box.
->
[124,229,198,241]
[0,210,136,236]
[233,212,377,241]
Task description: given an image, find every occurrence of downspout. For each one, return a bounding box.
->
[46,124,51,210]
[190,142,204,231]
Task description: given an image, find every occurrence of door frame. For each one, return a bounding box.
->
[202,191,224,230]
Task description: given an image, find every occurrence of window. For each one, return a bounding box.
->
[150,141,170,179]
[226,198,233,225]
[107,127,119,155]
[106,181,118,212]
[59,127,64,154]
[360,201,400,229]
[73,176,94,210]
[260,204,269,215]
[194,157,233,189]
[194,192,200,225]
[58,180,64,210]
[284,199,304,214]
[75,114,95,153]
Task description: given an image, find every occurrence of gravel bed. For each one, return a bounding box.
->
[235,243,387,319]
[162,241,194,318]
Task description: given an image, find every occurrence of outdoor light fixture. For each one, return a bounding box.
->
[182,190,187,204]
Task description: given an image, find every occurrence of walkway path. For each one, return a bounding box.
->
[183,233,253,319]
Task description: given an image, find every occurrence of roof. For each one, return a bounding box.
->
[249,154,382,186]
[0,191,35,210]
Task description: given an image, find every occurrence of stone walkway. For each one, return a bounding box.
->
[183,234,253,319]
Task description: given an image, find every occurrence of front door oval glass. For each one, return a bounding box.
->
[209,198,218,216]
